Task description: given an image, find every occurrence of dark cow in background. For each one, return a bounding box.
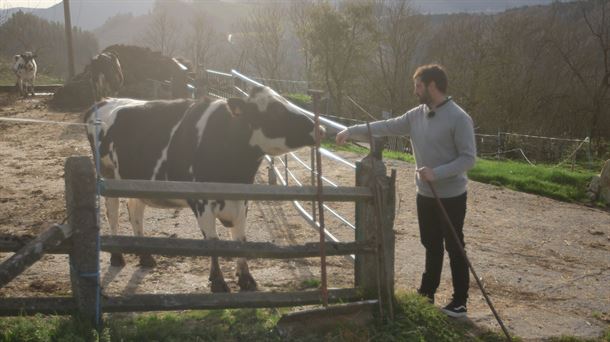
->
[12,52,37,97]
[90,51,124,101]
[84,86,322,292]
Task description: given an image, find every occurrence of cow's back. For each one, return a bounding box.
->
[85,98,194,180]
[165,99,263,184]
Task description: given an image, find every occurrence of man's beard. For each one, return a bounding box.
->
[417,91,431,105]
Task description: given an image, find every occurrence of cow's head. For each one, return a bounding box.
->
[227,86,324,156]
[15,52,37,71]
[91,51,124,91]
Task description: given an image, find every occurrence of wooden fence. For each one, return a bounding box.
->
[0,152,395,325]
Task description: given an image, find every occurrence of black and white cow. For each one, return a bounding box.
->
[12,52,37,97]
[90,51,124,101]
[84,87,322,292]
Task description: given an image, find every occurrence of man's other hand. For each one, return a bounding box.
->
[417,167,436,181]
[336,129,350,145]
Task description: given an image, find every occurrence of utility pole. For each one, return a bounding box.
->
[63,0,75,79]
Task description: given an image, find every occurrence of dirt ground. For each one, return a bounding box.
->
[1,94,609,340]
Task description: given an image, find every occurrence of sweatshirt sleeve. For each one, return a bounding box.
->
[432,114,477,179]
[346,111,412,142]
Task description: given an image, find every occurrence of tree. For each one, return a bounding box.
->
[372,0,425,115]
[236,3,289,80]
[290,1,316,84]
[186,9,219,74]
[141,4,180,56]
[303,1,376,116]
[0,11,98,78]
[545,0,609,154]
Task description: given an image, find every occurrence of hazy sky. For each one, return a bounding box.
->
[2,0,560,13]
[1,0,62,8]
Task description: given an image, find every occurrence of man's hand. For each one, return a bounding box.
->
[417,167,436,182]
[335,129,350,145]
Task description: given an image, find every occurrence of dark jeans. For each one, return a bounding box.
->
[416,192,469,302]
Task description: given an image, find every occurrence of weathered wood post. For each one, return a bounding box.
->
[355,138,396,319]
[65,156,100,328]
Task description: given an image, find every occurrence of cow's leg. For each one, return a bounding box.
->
[191,200,229,293]
[17,79,24,96]
[230,202,257,291]
[105,197,125,267]
[127,198,156,267]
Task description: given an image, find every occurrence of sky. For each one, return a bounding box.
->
[2,0,560,14]
[1,0,62,8]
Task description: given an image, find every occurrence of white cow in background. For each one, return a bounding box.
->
[12,52,37,97]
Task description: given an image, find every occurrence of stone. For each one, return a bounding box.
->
[276,300,376,339]
[587,175,601,201]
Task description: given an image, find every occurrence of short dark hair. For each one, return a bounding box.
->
[413,64,448,93]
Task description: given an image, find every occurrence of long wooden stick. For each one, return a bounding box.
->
[426,180,511,341]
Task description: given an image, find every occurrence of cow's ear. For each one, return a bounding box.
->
[227,98,247,117]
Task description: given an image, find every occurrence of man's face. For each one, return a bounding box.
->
[414,78,432,105]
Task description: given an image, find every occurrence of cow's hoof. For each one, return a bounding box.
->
[238,274,258,292]
[110,253,126,267]
[211,279,231,293]
[138,255,157,268]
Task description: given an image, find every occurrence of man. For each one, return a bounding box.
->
[336,64,476,317]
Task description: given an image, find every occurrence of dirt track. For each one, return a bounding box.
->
[1,95,609,340]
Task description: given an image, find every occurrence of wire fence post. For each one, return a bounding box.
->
[284,155,289,187]
[496,130,503,160]
[587,135,593,170]
[310,146,316,224]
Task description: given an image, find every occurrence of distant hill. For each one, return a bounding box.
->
[1,0,154,30]
[2,0,565,32]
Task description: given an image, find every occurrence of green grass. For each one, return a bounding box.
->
[284,93,312,109]
[0,293,517,342]
[323,141,599,205]
[322,141,416,163]
[300,278,321,289]
[2,293,607,341]
[468,158,595,203]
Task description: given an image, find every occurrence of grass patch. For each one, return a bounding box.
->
[468,158,595,203]
[322,141,415,163]
[300,278,321,289]
[323,141,598,204]
[0,293,520,341]
[3,293,607,341]
[284,93,312,109]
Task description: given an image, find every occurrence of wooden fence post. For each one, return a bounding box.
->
[64,156,100,328]
[355,140,396,318]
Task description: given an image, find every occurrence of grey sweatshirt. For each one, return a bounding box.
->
[347,100,476,198]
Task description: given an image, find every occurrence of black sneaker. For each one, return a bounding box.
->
[442,299,467,318]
